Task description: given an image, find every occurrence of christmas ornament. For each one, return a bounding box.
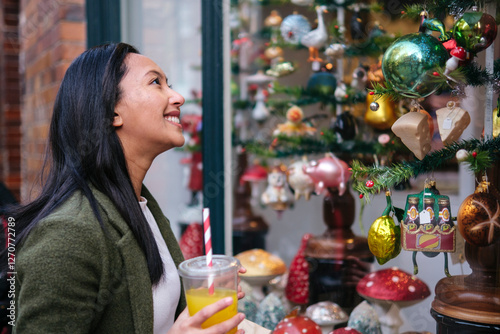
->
[347,301,382,334]
[273,105,317,137]
[382,33,449,98]
[367,61,384,87]
[444,47,467,79]
[367,193,401,265]
[264,46,283,60]
[369,102,379,111]
[420,15,451,42]
[303,153,351,196]
[436,101,471,145]
[325,43,345,58]
[453,8,498,55]
[351,65,368,92]
[264,10,282,28]
[273,308,321,334]
[332,111,357,140]
[493,105,500,138]
[306,301,349,334]
[455,149,468,162]
[391,111,432,160]
[350,7,365,41]
[255,293,287,330]
[457,179,500,247]
[240,162,268,184]
[300,6,328,62]
[306,71,337,97]
[266,61,296,77]
[287,157,315,201]
[280,14,311,45]
[285,233,313,305]
[236,249,287,277]
[246,71,274,122]
[334,82,348,103]
[179,223,204,260]
[364,94,398,130]
[356,268,430,334]
[357,268,430,302]
[261,165,292,213]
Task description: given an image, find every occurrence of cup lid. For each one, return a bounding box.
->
[178,255,240,278]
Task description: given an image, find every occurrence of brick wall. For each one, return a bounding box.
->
[19,0,86,201]
[0,0,21,200]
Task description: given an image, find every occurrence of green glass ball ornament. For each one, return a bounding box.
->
[306,71,337,97]
[382,33,449,99]
[453,11,497,54]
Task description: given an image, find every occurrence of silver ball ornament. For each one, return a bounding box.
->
[370,102,380,111]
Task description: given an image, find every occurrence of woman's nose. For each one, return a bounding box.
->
[169,88,185,106]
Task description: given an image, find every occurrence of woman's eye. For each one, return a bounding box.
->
[152,78,161,85]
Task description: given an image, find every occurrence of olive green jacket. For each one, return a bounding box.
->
[15,185,186,333]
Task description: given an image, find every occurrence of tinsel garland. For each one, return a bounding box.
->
[402,0,497,19]
[351,137,500,199]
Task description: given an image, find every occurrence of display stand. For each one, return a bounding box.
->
[304,188,374,314]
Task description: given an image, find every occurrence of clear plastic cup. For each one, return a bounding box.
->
[178,255,241,334]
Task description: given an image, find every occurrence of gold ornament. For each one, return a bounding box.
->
[264,46,283,60]
[457,179,500,247]
[493,107,500,138]
[364,94,398,130]
[273,105,316,136]
[264,10,282,27]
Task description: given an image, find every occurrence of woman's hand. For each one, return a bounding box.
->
[169,298,246,334]
[237,267,247,300]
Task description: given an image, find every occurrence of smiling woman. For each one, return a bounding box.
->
[2,43,245,334]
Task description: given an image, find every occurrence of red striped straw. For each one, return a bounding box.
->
[203,208,214,295]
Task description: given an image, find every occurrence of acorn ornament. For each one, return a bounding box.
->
[457,179,500,247]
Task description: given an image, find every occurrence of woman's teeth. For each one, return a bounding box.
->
[165,116,180,124]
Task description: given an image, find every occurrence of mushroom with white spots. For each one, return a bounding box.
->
[273,308,322,334]
[356,267,430,334]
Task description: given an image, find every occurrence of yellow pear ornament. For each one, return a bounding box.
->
[364,93,398,130]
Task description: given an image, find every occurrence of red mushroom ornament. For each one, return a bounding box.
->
[444,47,467,78]
[356,267,430,334]
[273,308,322,334]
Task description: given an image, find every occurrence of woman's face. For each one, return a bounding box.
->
[113,53,186,159]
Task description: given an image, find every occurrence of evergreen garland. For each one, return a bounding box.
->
[351,137,500,199]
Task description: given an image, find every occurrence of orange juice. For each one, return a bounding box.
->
[186,288,238,334]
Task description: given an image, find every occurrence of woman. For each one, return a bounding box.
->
[8,43,245,333]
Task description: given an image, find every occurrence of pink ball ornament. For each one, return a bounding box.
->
[302,153,351,196]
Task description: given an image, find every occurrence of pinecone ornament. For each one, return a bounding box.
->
[285,233,313,304]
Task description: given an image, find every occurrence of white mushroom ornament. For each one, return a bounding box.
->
[444,47,467,78]
[356,267,430,334]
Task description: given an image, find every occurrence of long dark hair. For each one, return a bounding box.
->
[6,43,164,285]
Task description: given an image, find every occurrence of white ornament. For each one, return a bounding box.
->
[391,112,432,160]
[436,101,471,145]
[456,149,469,162]
[287,157,315,201]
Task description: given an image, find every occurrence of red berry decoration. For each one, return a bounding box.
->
[359,194,364,199]
[285,233,313,304]
[472,151,477,158]
[433,71,440,76]
[365,180,374,188]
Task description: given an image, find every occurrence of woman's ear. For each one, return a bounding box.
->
[113,112,123,127]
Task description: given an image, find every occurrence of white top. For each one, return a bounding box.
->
[139,197,181,334]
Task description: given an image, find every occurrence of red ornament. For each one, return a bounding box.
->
[273,310,321,334]
[359,194,364,199]
[433,71,440,76]
[285,234,313,304]
[472,151,477,158]
[356,268,430,302]
[369,91,375,95]
[179,223,204,260]
[365,180,374,188]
